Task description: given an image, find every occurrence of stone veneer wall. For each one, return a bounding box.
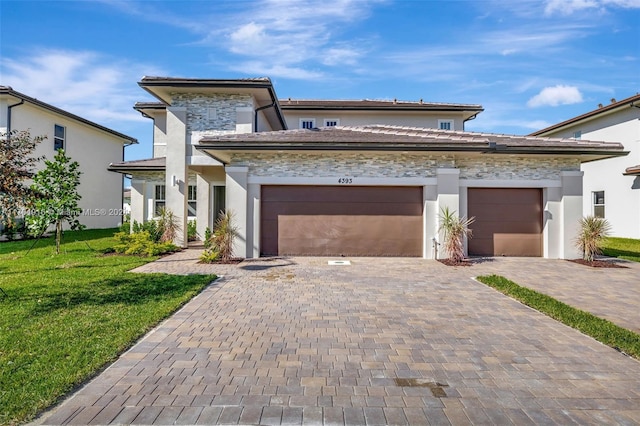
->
[230,153,581,180]
[171,93,253,134]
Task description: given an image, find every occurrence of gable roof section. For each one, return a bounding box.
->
[0,86,138,144]
[108,157,166,173]
[530,94,640,136]
[624,165,640,176]
[137,76,287,130]
[198,124,626,164]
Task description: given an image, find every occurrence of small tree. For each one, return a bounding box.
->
[201,210,239,263]
[0,130,44,228]
[156,207,180,243]
[438,206,475,263]
[575,216,611,262]
[26,149,85,254]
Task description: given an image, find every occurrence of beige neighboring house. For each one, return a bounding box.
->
[0,86,137,229]
[109,76,626,259]
[532,95,640,239]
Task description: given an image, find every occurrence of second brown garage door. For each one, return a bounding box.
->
[468,188,542,257]
[261,186,423,256]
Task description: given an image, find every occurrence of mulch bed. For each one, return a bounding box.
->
[198,258,244,265]
[567,259,628,268]
[437,259,472,267]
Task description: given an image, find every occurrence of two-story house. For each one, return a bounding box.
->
[0,86,137,229]
[109,77,626,259]
[531,95,640,239]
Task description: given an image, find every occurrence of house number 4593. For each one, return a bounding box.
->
[338,177,353,184]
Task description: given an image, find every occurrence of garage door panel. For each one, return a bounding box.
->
[468,188,542,257]
[261,186,423,256]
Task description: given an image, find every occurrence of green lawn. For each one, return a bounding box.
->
[0,229,216,425]
[602,236,640,262]
[477,275,640,360]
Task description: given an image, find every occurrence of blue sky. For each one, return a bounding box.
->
[1,0,639,162]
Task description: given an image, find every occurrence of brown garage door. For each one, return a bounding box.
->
[467,188,542,257]
[261,186,423,256]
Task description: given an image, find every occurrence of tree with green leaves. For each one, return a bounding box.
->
[0,130,44,228]
[26,149,85,254]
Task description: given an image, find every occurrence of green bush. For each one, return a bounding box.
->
[113,231,178,257]
[199,248,220,263]
[187,219,198,241]
[131,219,161,242]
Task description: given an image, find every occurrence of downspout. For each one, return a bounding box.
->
[462,112,479,131]
[7,98,25,134]
[254,102,276,133]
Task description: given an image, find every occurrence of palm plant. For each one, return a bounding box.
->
[201,210,239,262]
[575,216,611,262]
[438,206,475,263]
[157,207,180,243]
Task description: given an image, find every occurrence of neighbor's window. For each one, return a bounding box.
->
[300,118,316,129]
[438,119,453,131]
[155,184,166,216]
[593,191,605,218]
[54,124,65,151]
[573,130,582,140]
[188,185,197,216]
[324,118,340,127]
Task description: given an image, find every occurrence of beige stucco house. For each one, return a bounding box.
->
[109,77,626,259]
[0,86,137,229]
[532,95,640,239]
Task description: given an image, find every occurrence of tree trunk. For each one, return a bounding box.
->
[56,220,62,254]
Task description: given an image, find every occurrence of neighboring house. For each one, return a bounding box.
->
[109,76,626,259]
[0,86,137,229]
[531,95,640,239]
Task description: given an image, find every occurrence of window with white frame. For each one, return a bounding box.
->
[188,185,197,216]
[324,118,340,127]
[438,120,454,131]
[300,118,316,129]
[155,185,166,216]
[54,124,65,151]
[573,130,582,140]
[593,191,605,218]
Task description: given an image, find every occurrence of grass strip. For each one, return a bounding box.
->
[476,274,640,360]
[0,229,216,425]
[601,236,640,263]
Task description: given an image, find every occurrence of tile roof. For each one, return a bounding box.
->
[199,124,623,152]
[624,165,640,176]
[280,99,483,111]
[531,93,640,136]
[108,157,166,172]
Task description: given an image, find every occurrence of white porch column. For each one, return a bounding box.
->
[560,171,584,259]
[130,178,146,232]
[423,185,438,259]
[165,107,188,247]
[436,168,461,258]
[225,166,249,258]
[248,183,261,258]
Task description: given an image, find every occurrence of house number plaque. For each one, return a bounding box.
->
[337,177,354,184]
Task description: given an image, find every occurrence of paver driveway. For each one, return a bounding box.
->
[37,255,640,425]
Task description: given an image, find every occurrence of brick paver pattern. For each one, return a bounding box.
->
[36,252,640,425]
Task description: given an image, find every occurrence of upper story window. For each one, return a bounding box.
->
[573,130,582,140]
[188,185,197,217]
[54,124,65,151]
[155,184,166,216]
[593,191,605,218]
[324,118,340,127]
[300,118,316,129]
[438,120,454,131]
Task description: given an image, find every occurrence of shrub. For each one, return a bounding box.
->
[157,207,179,243]
[113,231,178,257]
[200,211,239,263]
[576,216,612,262]
[132,219,161,242]
[438,206,475,263]
[187,219,198,242]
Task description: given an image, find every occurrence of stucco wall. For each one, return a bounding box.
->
[8,102,127,229]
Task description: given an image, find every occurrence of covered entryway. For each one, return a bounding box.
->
[467,188,543,257]
[261,186,423,256]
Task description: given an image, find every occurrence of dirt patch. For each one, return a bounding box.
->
[567,259,628,269]
[437,259,472,267]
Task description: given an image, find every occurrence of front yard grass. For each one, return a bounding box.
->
[601,236,640,262]
[0,229,216,425]
[476,275,640,360]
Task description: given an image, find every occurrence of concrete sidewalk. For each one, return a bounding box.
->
[35,253,640,425]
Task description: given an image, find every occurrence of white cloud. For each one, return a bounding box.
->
[527,85,584,107]
[1,49,163,124]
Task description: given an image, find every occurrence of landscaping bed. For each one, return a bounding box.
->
[0,229,216,425]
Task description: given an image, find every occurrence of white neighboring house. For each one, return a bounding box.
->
[531,95,640,239]
[0,86,137,229]
[109,76,626,259]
